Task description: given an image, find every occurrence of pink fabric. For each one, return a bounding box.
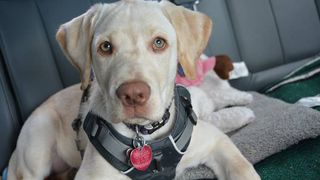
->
[176,57,216,87]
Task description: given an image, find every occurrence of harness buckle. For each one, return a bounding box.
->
[192,0,200,11]
[133,126,146,148]
[180,96,198,125]
[188,109,198,125]
[154,153,164,172]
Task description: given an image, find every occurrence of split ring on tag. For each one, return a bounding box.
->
[133,135,145,148]
[127,125,153,171]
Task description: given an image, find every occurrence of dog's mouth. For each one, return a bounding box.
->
[121,105,150,120]
[122,117,152,125]
[120,96,174,134]
[122,106,172,135]
[120,110,165,125]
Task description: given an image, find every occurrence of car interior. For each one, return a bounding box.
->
[1,0,320,179]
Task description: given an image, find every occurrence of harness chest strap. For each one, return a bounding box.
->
[83,111,194,167]
[82,86,197,178]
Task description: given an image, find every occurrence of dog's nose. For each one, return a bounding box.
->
[116,81,151,107]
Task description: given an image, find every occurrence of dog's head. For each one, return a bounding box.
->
[56,0,212,125]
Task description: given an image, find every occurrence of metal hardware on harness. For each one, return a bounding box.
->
[125,96,174,135]
[173,0,201,11]
[193,0,200,11]
[180,95,197,125]
[133,126,146,148]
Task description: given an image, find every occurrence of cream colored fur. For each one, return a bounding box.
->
[8,1,260,179]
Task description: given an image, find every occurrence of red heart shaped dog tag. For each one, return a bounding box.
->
[130,145,153,171]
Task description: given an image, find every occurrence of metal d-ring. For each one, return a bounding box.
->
[133,126,146,148]
[193,0,200,11]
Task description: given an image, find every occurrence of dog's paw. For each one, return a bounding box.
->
[230,164,261,180]
[226,160,260,180]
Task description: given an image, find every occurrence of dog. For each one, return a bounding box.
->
[8,1,260,179]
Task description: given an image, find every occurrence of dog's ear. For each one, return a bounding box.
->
[56,4,102,90]
[160,1,212,79]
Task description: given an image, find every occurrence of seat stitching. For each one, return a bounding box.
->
[269,0,287,64]
[225,0,245,64]
[33,0,66,87]
[0,51,22,128]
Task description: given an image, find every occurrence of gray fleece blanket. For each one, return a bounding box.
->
[179,92,320,179]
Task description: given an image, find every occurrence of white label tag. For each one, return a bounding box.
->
[200,54,208,60]
[296,95,320,108]
[229,62,249,79]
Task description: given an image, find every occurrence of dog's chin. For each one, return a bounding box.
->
[122,117,152,126]
[121,113,164,125]
[117,106,160,125]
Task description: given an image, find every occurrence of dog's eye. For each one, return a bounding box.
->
[152,37,166,52]
[99,41,113,55]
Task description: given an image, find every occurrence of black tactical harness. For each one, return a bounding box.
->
[83,86,197,180]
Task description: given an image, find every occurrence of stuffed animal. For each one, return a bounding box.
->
[176,55,255,133]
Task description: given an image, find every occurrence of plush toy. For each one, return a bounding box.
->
[176,55,255,133]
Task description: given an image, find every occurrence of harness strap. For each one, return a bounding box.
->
[84,109,194,163]
[85,113,131,163]
[83,86,197,178]
[173,115,194,151]
[172,0,201,11]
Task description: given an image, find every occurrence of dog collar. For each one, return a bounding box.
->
[83,86,197,180]
[124,97,174,135]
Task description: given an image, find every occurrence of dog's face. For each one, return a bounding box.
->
[56,0,212,125]
[90,2,178,124]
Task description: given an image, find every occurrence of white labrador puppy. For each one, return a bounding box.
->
[8,1,260,179]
